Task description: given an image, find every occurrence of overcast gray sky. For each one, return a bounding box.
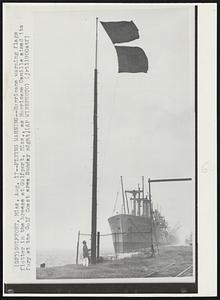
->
[34,5,195,252]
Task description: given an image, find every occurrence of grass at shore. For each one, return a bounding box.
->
[36,245,193,279]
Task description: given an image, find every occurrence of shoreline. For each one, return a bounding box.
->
[36,245,193,279]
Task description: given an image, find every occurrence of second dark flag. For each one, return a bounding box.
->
[115,46,148,73]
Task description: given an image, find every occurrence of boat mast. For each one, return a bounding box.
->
[142,176,145,198]
[91,17,98,264]
[125,191,130,214]
[148,178,155,257]
[120,176,126,214]
[142,176,145,216]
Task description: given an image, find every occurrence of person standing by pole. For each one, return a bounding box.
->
[82,240,90,267]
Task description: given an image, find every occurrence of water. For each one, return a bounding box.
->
[37,248,115,268]
[37,249,77,268]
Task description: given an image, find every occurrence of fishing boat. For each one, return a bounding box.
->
[108,177,177,254]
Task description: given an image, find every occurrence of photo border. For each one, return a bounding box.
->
[3,2,200,295]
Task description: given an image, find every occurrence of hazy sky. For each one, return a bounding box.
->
[34,5,195,252]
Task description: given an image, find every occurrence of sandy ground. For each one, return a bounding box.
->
[36,245,193,279]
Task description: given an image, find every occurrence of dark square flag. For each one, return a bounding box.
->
[100,21,139,44]
[115,46,148,73]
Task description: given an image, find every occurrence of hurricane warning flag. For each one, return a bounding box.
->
[115,46,148,73]
[101,21,148,73]
[100,21,139,44]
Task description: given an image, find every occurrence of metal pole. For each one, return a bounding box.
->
[95,17,98,69]
[91,17,98,264]
[97,231,100,260]
[114,232,117,258]
[146,176,192,257]
[148,178,155,257]
[149,178,192,183]
[76,230,80,265]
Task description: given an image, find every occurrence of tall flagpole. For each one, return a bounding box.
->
[91,17,98,264]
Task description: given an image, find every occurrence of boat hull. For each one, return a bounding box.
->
[108,214,152,253]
